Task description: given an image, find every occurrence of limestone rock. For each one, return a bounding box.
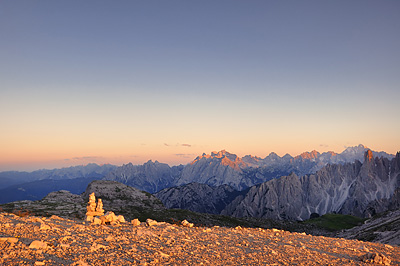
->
[131,219,141,226]
[6,237,18,244]
[155,182,245,215]
[338,209,400,246]
[29,240,48,249]
[92,217,102,225]
[360,252,391,265]
[100,211,118,225]
[146,219,158,226]
[175,146,394,191]
[0,211,400,265]
[85,192,105,222]
[181,219,194,228]
[39,223,50,230]
[82,180,166,221]
[223,151,400,220]
[117,215,125,223]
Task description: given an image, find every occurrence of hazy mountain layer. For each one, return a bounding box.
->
[0,177,98,204]
[0,163,117,189]
[103,160,184,194]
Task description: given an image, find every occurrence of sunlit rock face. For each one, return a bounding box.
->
[176,150,248,189]
[175,146,394,191]
[223,151,400,220]
[155,182,246,214]
[99,145,394,194]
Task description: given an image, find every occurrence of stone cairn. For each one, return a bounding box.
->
[85,192,126,225]
[85,192,104,222]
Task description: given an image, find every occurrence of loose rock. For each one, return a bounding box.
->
[29,240,48,250]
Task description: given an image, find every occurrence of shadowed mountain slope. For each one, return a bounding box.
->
[222,151,400,221]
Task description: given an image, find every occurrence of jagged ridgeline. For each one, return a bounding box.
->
[0,145,393,204]
[0,145,397,217]
[105,144,394,193]
[155,151,400,221]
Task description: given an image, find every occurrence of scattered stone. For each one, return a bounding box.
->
[131,219,141,226]
[117,215,125,223]
[92,217,102,225]
[59,243,70,248]
[72,260,89,266]
[90,243,107,252]
[146,219,158,226]
[100,211,119,225]
[0,211,399,265]
[181,219,194,228]
[34,261,45,266]
[29,240,48,250]
[7,238,18,244]
[39,223,51,230]
[360,252,391,265]
[159,251,170,258]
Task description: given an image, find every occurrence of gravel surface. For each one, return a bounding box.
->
[0,212,399,265]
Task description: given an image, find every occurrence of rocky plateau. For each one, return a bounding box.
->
[0,211,399,265]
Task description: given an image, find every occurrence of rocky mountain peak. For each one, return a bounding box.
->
[296,150,320,160]
[325,151,338,156]
[211,150,226,157]
[267,152,279,158]
[223,151,400,221]
[364,150,374,162]
[342,144,368,155]
[210,150,238,161]
[241,155,262,166]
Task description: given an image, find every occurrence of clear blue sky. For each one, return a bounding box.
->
[1,1,399,171]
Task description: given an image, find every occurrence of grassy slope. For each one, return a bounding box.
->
[303,213,365,231]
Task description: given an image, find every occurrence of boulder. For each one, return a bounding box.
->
[146,219,158,226]
[131,219,141,226]
[359,252,391,265]
[29,240,48,249]
[181,219,194,228]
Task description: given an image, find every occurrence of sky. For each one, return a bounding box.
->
[1,1,399,171]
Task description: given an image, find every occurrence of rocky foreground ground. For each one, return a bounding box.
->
[0,212,399,266]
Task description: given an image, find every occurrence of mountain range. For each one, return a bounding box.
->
[107,144,394,192]
[0,163,117,189]
[1,146,400,246]
[222,150,400,220]
[0,145,394,204]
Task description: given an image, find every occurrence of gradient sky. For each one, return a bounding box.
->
[1,1,399,171]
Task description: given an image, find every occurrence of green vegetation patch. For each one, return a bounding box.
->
[303,213,365,231]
